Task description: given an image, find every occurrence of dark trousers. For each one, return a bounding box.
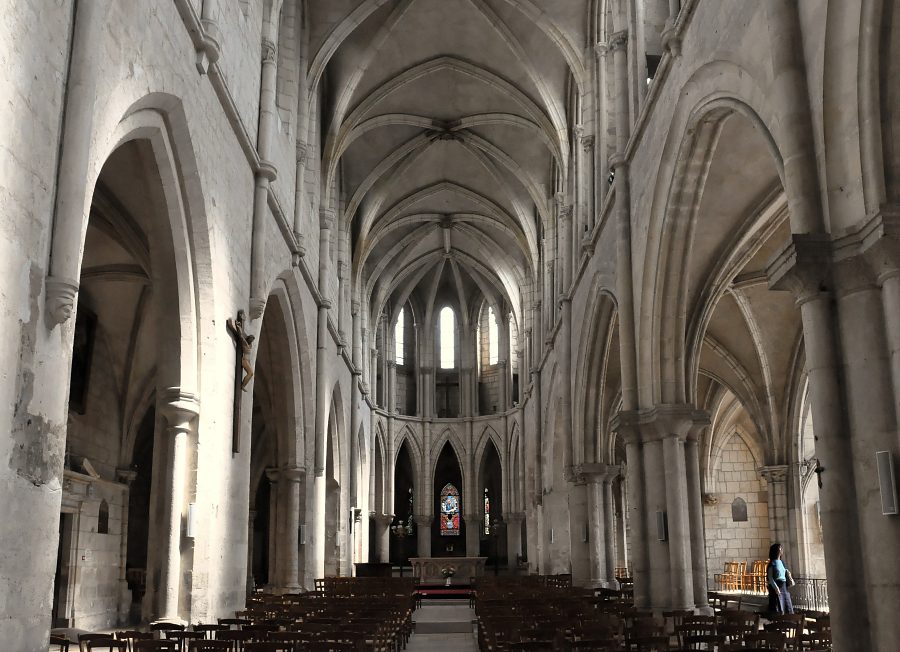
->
[768,579,794,615]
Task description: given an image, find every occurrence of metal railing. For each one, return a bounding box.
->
[790,576,829,612]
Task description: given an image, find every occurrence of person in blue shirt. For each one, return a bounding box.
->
[766,542,795,615]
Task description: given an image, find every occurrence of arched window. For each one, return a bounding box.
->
[439,307,455,369]
[488,306,498,364]
[98,499,109,535]
[440,483,460,536]
[484,488,491,535]
[395,307,405,365]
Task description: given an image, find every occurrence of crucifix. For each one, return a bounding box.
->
[226,310,255,454]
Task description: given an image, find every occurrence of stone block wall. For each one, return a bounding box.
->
[704,435,770,586]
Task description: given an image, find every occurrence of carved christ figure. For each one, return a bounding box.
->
[227,310,255,391]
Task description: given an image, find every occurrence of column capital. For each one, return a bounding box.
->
[319,208,336,228]
[280,465,306,483]
[373,513,395,526]
[767,233,834,305]
[759,464,789,483]
[594,42,609,59]
[578,462,621,484]
[837,205,900,285]
[265,467,281,483]
[413,514,434,527]
[609,30,628,52]
[611,405,709,444]
[351,299,360,316]
[159,388,200,428]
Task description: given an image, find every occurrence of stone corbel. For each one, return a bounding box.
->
[767,233,833,305]
[609,30,628,52]
[45,276,80,327]
[661,21,682,58]
[702,493,718,506]
[159,388,201,429]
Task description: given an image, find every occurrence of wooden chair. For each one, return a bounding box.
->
[193,625,228,640]
[151,624,186,634]
[188,643,233,652]
[133,643,178,652]
[115,631,153,651]
[242,644,293,652]
[50,635,71,652]
[677,634,726,650]
[85,640,128,652]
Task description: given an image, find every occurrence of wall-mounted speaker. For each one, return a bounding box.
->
[877,451,898,515]
[656,511,668,542]
[549,528,555,544]
[299,524,307,545]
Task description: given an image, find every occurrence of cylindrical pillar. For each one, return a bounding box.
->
[464,513,481,558]
[374,514,393,564]
[414,515,433,558]
[46,0,104,325]
[684,438,708,608]
[158,393,199,622]
[281,466,304,590]
[585,475,607,586]
[247,510,256,594]
[265,468,280,587]
[663,435,693,609]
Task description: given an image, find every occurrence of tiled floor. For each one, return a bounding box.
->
[407,600,478,651]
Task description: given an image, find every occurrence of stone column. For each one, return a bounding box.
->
[249,0,283,317]
[505,512,525,568]
[464,513,481,557]
[614,477,628,572]
[582,464,619,587]
[387,361,397,414]
[265,468,280,587]
[685,436,709,608]
[373,514,394,564]
[247,510,256,594]
[760,465,790,548]
[116,469,137,624]
[414,515,433,557]
[45,0,104,325]
[281,466,304,590]
[158,391,199,622]
[613,414,648,608]
[582,465,610,587]
[768,236,869,651]
[614,406,707,611]
[602,475,618,583]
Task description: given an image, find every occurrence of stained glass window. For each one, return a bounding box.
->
[440,483,460,536]
[484,488,491,535]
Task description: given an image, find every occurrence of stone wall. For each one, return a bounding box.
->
[704,435,770,586]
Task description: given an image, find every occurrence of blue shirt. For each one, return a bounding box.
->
[767,559,787,589]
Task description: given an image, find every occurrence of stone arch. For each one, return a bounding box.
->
[430,432,467,504]
[637,62,784,407]
[573,284,618,465]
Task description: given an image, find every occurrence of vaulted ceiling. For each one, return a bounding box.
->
[306,0,593,328]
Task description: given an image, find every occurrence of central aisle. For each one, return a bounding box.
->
[406,599,478,652]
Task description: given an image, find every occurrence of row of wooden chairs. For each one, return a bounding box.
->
[714,562,768,593]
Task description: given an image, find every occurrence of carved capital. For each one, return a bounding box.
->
[759,464,789,484]
[413,514,433,527]
[249,296,267,320]
[581,135,595,152]
[159,388,200,430]
[374,513,396,526]
[45,276,79,327]
[767,233,834,305]
[702,493,718,506]
[579,462,621,484]
[296,142,309,164]
[256,159,277,182]
[261,38,277,64]
[351,300,360,316]
[319,208,336,229]
[609,30,628,52]
[281,465,306,483]
[594,42,609,59]
[265,467,281,483]
[611,405,708,445]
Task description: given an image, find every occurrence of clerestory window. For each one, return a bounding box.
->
[439,307,455,369]
[395,307,405,365]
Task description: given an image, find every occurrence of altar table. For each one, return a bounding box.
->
[409,556,487,583]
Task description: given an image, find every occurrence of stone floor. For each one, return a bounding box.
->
[407,599,478,652]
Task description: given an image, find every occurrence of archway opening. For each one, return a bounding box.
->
[478,439,505,566]
[432,441,464,557]
[390,441,415,568]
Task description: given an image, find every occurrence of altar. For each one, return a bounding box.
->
[410,556,487,583]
